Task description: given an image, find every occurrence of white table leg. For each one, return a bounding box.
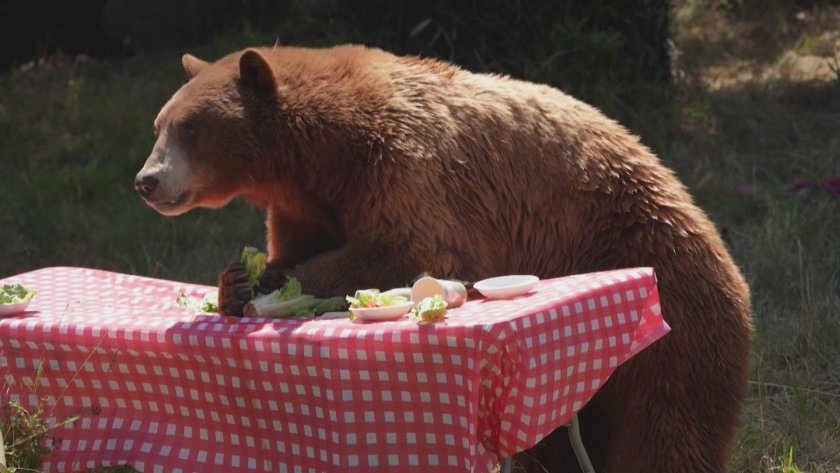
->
[499,413,594,473]
[568,414,595,473]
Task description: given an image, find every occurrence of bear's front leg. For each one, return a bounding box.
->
[217,261,252,317]
[286,240,422,298]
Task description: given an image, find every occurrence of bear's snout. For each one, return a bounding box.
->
[134,173,159,199]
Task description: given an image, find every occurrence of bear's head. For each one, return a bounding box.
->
[134,50,281,216]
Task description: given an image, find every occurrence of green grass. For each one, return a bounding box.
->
[668,3,840,471]
[0,52,265,284]
[1,363,133,472]
[1,1,838,471]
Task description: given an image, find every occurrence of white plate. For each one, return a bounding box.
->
[474,275,539,299]
[0,300,32,316]
[351,301,414,321]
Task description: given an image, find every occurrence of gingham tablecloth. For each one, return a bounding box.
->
[0,266,669,473]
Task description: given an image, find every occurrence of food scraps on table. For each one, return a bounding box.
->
[409,294,448,325]
[176,292,219,313]
[177,247,345,318]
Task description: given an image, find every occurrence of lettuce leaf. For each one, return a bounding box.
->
[240,246,267,288]
[409,295,448,325]
[176,292,219,313]
[278,277,302,300]
[244,277,320,317]
[313,297,349,315]
[0,283,37,305]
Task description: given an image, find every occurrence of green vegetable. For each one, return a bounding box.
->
[346,289,408,309]
[283,298,322,317]
[313,297,349,315]
[264,296,348,318]
[245,293,316,318]
[240,246,267,289]
[245,277,322,318]
[410,295,448,325]
[0,283,37,305]
[277,276,301,300]
[176,292,219,313]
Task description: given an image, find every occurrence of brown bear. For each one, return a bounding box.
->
[134,45,753,473]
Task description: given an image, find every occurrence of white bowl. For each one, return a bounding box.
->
[473,275,539,299]
[351,301,414,321]
[0,300,32,316]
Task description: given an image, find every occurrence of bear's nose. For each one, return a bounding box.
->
[134,174,159,198]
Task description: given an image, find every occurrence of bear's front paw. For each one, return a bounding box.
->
[218,261,252,317]
[256,266,289,294]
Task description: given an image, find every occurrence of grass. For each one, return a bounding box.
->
[2,397,79,471]
[668,2,840,471]
[0,51,265,284]
[1,362,132,473]
[0,0,838,471]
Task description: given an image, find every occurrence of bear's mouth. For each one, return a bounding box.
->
[144,191,192,216]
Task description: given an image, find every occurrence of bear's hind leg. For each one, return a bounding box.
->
[595,346,747,473]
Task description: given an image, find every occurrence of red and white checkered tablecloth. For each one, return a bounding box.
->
[0,266,669,473]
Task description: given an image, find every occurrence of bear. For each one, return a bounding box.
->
[134,45,753,473]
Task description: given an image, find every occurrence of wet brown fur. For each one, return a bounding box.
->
[153,45,753,473]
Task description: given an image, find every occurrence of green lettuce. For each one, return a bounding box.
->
[278,276,301,300]
[240,246,268,288]
[245,277,312,318]
[176,292,219,313]
[313,297,349,315]
[0,283,37,304]
[263,296,348,318]
[244,277,349,318]
[409,295,448,325]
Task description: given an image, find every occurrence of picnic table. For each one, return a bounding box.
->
[0,266,669,473]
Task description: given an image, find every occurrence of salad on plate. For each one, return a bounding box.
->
[0,283,37,316]
[346,289,414,321]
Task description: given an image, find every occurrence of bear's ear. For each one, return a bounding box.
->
[182,53,208,79]
[239,49,276,99]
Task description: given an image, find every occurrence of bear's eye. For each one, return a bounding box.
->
[153,124,160,137]
[182,123,197,139]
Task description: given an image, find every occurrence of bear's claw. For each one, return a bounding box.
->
[218,261,252,317]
